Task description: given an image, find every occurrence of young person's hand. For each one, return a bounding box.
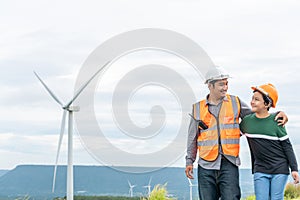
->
[292,171,299,184]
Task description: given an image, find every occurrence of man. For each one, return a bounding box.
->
[185,66,287,200]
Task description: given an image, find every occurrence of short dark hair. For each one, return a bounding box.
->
[208,80,218,87]
[253,90,273,111]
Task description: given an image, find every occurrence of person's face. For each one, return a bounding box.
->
[251,91,269,113]
[209,79,228,99]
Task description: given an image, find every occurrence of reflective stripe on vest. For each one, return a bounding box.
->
[193,94,240,161]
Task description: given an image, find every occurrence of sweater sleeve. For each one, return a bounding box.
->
[281,138,298,172]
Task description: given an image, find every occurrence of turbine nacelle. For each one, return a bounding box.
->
[64,106,80,112]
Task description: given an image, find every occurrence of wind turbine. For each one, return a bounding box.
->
[34,61,110,200]
[188,178,198,200]
[143,176,152,197]
[128,180,136,197]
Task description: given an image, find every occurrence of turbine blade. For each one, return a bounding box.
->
[34,71,63,106]
[149,176,152,185]
[52,110,67,192]
[64,60,111,108]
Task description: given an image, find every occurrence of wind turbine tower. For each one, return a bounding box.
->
[34,61,110,200]
[188,178,198,200]
[143,177,152,197]
[128,180,137,197]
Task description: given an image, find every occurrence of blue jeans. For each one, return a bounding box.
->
[254,172,288,200]
[197,157,241,200]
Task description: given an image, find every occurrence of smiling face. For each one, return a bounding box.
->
[208,79,228,100]
[251,91,270,113]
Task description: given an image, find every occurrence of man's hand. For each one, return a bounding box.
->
[275,111,288,126]
[185,165,194,179]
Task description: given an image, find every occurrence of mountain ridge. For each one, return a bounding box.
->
[0,165,254,200]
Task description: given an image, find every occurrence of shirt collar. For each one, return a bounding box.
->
[205,94,228,105]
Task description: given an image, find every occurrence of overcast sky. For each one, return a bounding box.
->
[1,0,300,171]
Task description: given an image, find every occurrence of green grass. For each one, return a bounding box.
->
[74,196,140,200]
[52,184,175,200]
[8,182,300,200]
[243,183,300,200]
[53,185,175,200]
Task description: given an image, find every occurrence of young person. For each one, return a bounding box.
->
[240,83,299,200]
[185,66,288,200]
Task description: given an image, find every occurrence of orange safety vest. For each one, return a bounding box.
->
[193,94,241,161]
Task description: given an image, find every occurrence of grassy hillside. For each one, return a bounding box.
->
[55,196,140,200]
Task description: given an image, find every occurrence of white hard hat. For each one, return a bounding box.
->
[204,66,230,84]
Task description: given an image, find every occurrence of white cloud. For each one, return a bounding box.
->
[1,0,300,169]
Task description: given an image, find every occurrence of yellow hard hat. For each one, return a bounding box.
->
[251,83,278,108]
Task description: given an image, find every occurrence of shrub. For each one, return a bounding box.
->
[142,184,175,200]
[243,195,255,200]
[14,195,31,200]
[284,183,300,199]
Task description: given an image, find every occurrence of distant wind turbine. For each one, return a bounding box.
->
[128,180,136,197]
[34,61,110,200]
[188,178,198,200]
[143,176,152,197]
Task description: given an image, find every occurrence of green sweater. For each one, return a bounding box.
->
[240,113,298,174]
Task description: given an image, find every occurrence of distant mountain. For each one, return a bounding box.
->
[0,165,254,200]
[0,170,9,177]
